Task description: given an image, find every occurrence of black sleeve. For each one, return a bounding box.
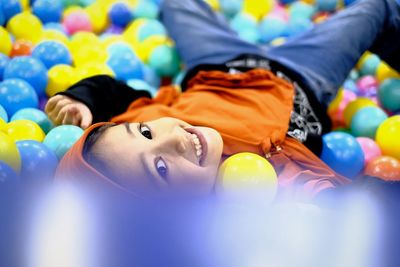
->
[58,75,151,123]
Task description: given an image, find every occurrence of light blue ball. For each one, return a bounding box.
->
[32,0,63,24]
[142,64,161,88]
[106,42,134,56]
[351,106,388,138]
[285,17,313,37]
[259,17,287,43]
[0,79,39,117]
[0,104,7,122]
[43,125,84,159]
[0,0,22,22]
[44,22,67,34]
[348,69,359,81]
[316,0,338,12]
[148,45,180,77]
[137,20,166,42]
[108,2,133,28]
[11,108,54,133]
[321,132,364,178]
[343,79,358,93]
[127,79,158,97]
[133,0,159,19]
[3,56,48,97]
[289,1,316,20]
[237,28,260,44]
[16,140,59,182]
[219,0,242,18]
[0,161,18,184]
[107,49,144,81]
[379,78,400,112]
[359,54,380,76]
[230,13,257,33]
[32,41,72,69]
[0,53,9,80]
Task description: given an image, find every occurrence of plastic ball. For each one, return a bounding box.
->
[73,63,115,84]
[109,2,133,28]
[351,106,388,138]
[0,79,39,117]
[137,20,167,42]
[148,44,180,77]
[0,161,19,184]
[289,1,316,20]
[133,0,159,20]
[86,3,109,33]
[218,152,278,203]
[40,29,70,48]
[343,79,358,93]
[321,132,365,178]
[6,12,43,44]
[204,0,220,11]
[69,31,101,54]
[107,47,144,81]
[43,22,67,33]
[61,0,81,8]
[32,41,72,69]
[348,69,359,81]
[136,34,170,63]
[359,54,380,76]
[0,54,9,80]
[43,125,84,159]
[9,40,34,57]
[356,137,382,165]
[219,0,243,18]
[16,140,58,182]
[0,118,6,130]
[344,0,357,6]
[316,0,338,12]
[105,24,124,35]
[4,119,45,142]
[0,0,22,22]
[259,16,287,43]
[11,108,53,133]
[230,13,258,33]
[343,97,376,127]
[376,62,400,83]
[0,131,21,172]
[242,0,274,21]
[3,56,48,97]
[0,105,7,122]
[365,156,400,181]
[270,4,290,22]
[127,79,157,97]
[0,26,12,56]
[285,17,313,37]
[379,79,400,112]
[356,75,378,96]
[32,0,63,24]
[142,64,161,88]
[376,116,400,160]
[46,64,75,97]
[63,10,93,35]
[0,5,4,26]
[328,88,357,126]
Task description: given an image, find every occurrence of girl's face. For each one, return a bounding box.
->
[92,117,224,195]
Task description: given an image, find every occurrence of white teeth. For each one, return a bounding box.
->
[191,133,203,159]
[196,149,202,157]
[193,138,200,145]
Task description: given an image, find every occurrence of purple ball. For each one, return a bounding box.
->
[356,75,378,96]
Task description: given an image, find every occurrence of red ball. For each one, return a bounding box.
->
[10,40,34,57]
[365,156,400,181]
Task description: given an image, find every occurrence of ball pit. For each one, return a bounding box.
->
[32,41,72,69]
[43,125,84,159]
[11,108,54,133]
[32,0,63,24]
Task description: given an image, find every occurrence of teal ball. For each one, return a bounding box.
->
[350,106,388,138]
[379,79,400,112]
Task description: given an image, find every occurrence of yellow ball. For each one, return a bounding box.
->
[72,45,108,67]
[123,18,148,46]
[376,62,400,83]
[204,0,220,11]
[0,132,21,172]
[243,0,274,21]
[6,12,43,44]
[0,26,13,56]
[270,37,286,47]
[4,120,45,142]
[86,3,109,34]
[46,64,76,97]
[20,0,30,10]
[72,63,115,84]
[41,29,70,48]
[328,88,344,114]
[0,118,7,131]
[69,32,101,55]
[136,35,170,63]
[343,97,376,127]
[218,152,278,203]
[376,116,400,160]
[356,51,372,70]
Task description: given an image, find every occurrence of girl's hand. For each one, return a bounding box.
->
[45,95,93,129]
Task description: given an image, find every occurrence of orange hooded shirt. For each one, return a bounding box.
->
[57,69,350,199]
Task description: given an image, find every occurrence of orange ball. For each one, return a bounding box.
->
[10,40,34,57]
[365,156,400,181]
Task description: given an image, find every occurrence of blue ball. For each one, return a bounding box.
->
[44,22,67,33]
[219,0,242,18]
[133,0,159,19]
[0,0,22,22]
[237,28,260,44]
[142,64,161,88]
[0,53,9,80]
[16,140,58,182]
[0,79,39,117]
[348,69,359,81]
[0,104,7,122]
[0,161,18,184]
[32,41,72,69]
[289,1,316,20]
[3,56,48,97]
[344,0,357,6]
[350,106,388,138]
[230,13,257,33]
[148,45,180,77]
[316,0,338,12]
[285,17,313,37]
[43,125,84,159]
[107,49,144,81]
[127,79,158,97]
[259,17,287,43]
[11,108,54,133]
[0,2,5,26]
[106,42,134,56]
[343,79,358,93]
[137,20,166,42]
[109,2,133,28]
[321,132,365,178]
[32,0,63,23]
[359,54,380,76]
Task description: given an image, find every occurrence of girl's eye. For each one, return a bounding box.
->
[155,158,168,179]
[139,123,152,139]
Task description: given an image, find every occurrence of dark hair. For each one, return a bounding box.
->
[83,124,116,177]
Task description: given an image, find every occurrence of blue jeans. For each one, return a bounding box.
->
[160,0,400,108]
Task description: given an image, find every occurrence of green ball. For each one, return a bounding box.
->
[351,106,388,138]
[62,0,81,7]
[149,45,180,77]
[379,79,400,112]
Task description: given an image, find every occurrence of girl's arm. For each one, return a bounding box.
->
[45,75,151,128]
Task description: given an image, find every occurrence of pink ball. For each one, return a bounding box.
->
[356,137,382,164]
[63,11,93,35]
[336,90,357,121]
[356,75,378,95]
[270,4,289,22]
